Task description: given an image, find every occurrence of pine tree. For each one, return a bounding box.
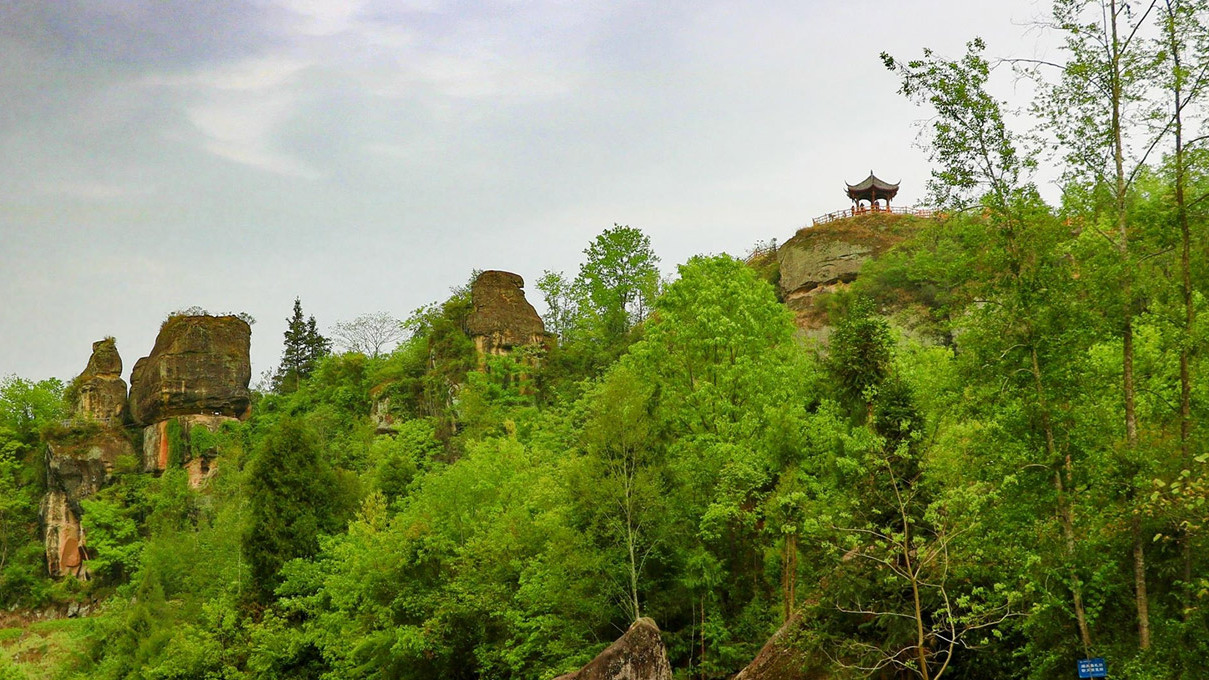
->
[273,298,329,393]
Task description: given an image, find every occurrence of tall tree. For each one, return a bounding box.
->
[574,224,660,343]
[1154,0,1209,643]
[1038,0,1165,649]
[274,298,330,393]
[243,416,343,601]
[885,37,1097,655]
[1157,0,1209,470]
[581,365,661,623]
[330,312,405,358]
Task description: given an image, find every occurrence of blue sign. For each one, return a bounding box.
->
[1077,658,1107,678]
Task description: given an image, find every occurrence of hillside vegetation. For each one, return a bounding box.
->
[3,4,1209,678]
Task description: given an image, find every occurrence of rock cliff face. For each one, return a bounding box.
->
[129,315,252,426]
[42,339,136,577]
[554,618,672,680]
[70,338,128,424]
[369,390,398,435]
[42,428,134,577]
[465,271,549,357]
[141,414,226,484]
[129,315,251,483]
[776,213,918,330]
[43,319,253,578]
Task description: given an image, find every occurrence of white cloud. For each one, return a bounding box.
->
[186,88,319,179]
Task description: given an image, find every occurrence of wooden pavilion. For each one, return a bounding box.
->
[845,171,900,211]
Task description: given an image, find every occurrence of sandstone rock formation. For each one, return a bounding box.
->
[41,425,135,577]
[465,271,549,357]
[554,618,672,680]
[129,315,252,426]
[43,320,252,577]
[42,340,139,577]
[776,213,917,330]
[141,414,227,485]
[42,489,86,578]
[70,338,128,424]
[732,615,825,680]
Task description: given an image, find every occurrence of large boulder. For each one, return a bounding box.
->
[129,315,252,426]
[554,618,672,680]
[732,615,826,680]
[465,270,549,356]
[70,338,128,424]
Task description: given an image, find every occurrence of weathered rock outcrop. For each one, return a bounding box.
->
[41,427,134,577]
[42,489,85,578]
[554,618,672,680]
[43,321,251,577]
[732,615,826,680]
[776,213,918,330]
[140,414,226,484]
[465,271,549,357]
[70,338,128,424]
[129,315,252,426]
[369,388,398,435]
[42,339,139,577]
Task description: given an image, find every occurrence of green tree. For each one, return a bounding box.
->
[828,297,894,422]
[1154,3,1209,630]
[574,224,660,343]
[0,377,63,605]
[579,365,662,623]
[274,298,330,393]
[884,36,1102,661]
[1037,0,1170,650]
[243,416,345,600]
[536,270,578,341]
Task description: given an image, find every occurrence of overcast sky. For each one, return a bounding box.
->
[1,0,1057,383]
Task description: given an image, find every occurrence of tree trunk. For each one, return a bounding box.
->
[624,469,641,622]
[1165,0,1197,618]
[783,533,798,621]
[1032,346,1094,654]
[1108,0,1151,647]
[1134,518,1152,649]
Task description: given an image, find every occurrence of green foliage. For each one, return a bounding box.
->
[575,224,661,341]
[21,26,1209,675]
[0,377,64,606]
[80,493,144,589]
[188,423,218,459]
[538,226,662,388]
[827,297,893,415]
[883,37,1031,211]
[164,418,185,468]
[274,298,331,394]
[243,416,350,601]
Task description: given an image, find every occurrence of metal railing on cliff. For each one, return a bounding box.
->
[811,205,936,226]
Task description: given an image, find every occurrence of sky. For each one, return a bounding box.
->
[0,0,1058,383]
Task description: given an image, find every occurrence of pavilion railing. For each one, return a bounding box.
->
[811,205,936,226]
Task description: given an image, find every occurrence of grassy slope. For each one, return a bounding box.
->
[0,618,90,680]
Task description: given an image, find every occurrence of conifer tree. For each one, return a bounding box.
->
[273,297,330,393]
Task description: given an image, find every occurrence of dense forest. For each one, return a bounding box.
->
[4,2,1209,678]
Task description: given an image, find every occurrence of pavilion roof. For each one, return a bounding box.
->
[846,172,900,200]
